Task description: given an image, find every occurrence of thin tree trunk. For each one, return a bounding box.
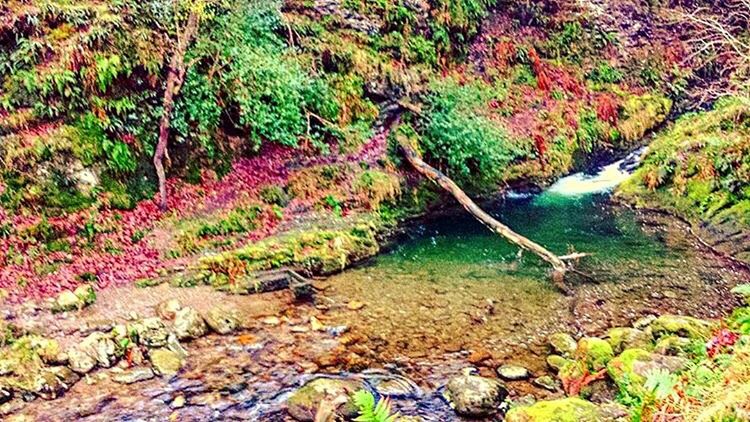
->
[154,10,199,210]
[397,136,572,291]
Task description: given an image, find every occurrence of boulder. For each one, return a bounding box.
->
[607,348,689,396]
[67,348,96,374]
[52,290,83,313]
[113,367,155,384]
[576,337,614,371]
[497,364,531,381]
[77,332,118,368]
[605,327,653,354]
[203,307,240,334]
[156,299,182,320]
[132,318,169,347]
[549,333,577,357]
[173,307,207,340]
[443,373,508,417]
[650,315,714,341]
[73,284,96,306]
[286,377,364,421]
[505,398,602,422]
[149,348,183,376]
[32,366,79,400]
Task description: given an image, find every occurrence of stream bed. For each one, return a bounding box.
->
[9,155,748,421]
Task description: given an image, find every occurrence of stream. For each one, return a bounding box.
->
[12,151,747,421]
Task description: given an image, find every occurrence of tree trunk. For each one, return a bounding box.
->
[154,10,200,210]
[397,136,572,291]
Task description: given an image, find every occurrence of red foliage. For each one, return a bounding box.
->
[707,327,739,358]
[562,368,607,396]
[528,48,552,92]
[596,95,619,124]
[533,132,548,162]
[0,128,393,303]
[493,41,517,71]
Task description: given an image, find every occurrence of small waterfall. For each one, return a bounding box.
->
[544,147,647,197]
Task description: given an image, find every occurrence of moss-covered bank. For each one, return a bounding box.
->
[618,97,750,263]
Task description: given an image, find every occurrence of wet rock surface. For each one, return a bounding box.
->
[443,372,508,417]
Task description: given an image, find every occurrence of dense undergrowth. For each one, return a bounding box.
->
[0,0,714,300]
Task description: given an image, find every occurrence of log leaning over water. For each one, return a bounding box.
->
[396,136,575,292]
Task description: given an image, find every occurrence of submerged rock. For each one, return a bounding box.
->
[204,307,240,334]
[443,373,508,417]
[149,348,183,376]
[286,377,364,421]
[505,397,602,422]
[113,367,155,384]
[173,307,207,340]
[497,364,531,381]
[549,333,577,357]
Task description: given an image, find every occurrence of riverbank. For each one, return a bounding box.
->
[617,97,750,266]
[2,177,748,420]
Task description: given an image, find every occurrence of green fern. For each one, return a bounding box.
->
[352,390,399,422]
[644,368,676,400]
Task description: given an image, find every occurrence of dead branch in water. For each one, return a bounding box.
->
[395,134,587,292]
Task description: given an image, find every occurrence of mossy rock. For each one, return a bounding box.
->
[650,315,714,341]
[546,354,572,373]
[576,337,614,371]
[286,377,364,421]
[549,333,577,358]
[605,327,653,354]
[606,348,689,397]
[505,398,602,422]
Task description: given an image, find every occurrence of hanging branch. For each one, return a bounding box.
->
[395,132,586,292]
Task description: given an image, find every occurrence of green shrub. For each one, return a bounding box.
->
[587,62,624,84]
[259,185,291,206]
[414,78,527,189]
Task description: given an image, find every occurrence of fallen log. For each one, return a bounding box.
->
[396,136,578,292]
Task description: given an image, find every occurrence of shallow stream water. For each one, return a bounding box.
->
[11,153,748,421]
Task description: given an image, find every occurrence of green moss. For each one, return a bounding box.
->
[505,398,602,422]
[576,337,614,371]
[197,218,382,291]
[606,348,652,394]
[650,315,714,341]
[618,98,750,238]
